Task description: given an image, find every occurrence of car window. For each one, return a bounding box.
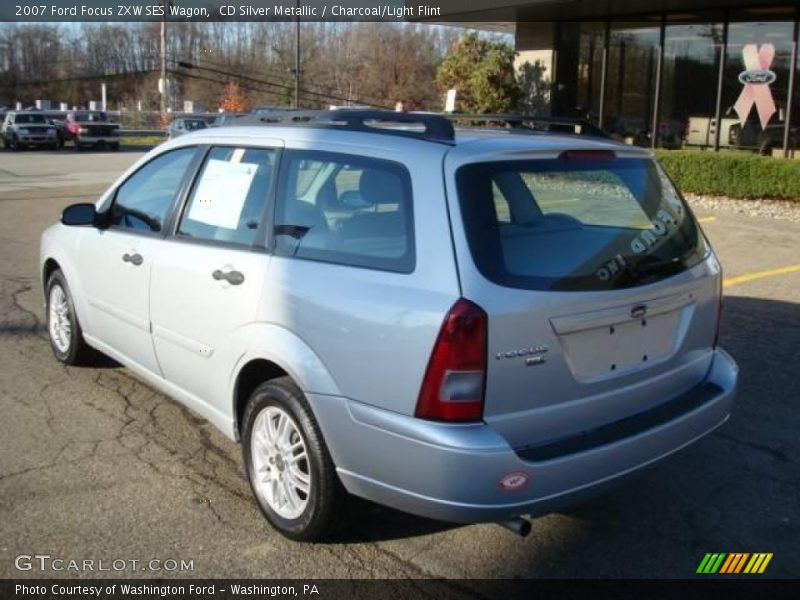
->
[456,158,706,291]
[75,112,106,122]
[109,147,196,234]
[15,114,46,124]
[274,149,414,273]
[177,146,276,246]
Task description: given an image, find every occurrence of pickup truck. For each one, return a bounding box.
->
[59,110,120,150]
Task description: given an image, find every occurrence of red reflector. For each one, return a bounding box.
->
[415,299,487,422]
[499,471,530,491]
[559,149,616,161]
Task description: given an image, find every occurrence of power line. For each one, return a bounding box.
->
[170,69,330,107]
[173,58,393,109]
[169,51,393,107]
[9,69,158,87]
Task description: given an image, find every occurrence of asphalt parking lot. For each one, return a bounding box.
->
[0,150,797,580]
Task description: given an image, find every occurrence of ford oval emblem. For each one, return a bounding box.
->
[738,69,776,86]
[631,304,647,319]
[499,471,530,491]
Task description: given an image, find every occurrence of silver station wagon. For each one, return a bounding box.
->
[40,111,738,541]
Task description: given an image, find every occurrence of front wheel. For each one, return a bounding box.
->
[242,377,348,541]
[46,270,93,365]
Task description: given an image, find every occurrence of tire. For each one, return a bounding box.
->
[10,135,20,151]
[45,269,93,365]
[111,142,120,152]
[242,377,348,541]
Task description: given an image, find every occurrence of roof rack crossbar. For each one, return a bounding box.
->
[442,114,609,138]
[229,110,456,143]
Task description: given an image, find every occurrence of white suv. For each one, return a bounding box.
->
[40,111,737,541]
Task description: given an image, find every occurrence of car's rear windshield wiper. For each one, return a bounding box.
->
[632,255,683,276]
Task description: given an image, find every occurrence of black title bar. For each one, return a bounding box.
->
[3,1,451,22]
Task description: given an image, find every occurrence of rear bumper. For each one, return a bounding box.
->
[18,135,56,145]
[308,347,738,523]
[76,136,118,145]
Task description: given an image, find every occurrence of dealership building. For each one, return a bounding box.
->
[434,0,799,155]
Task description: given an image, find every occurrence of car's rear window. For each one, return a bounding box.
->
[75,112,106,122]
[455,156,707,291]
[15,114,46,124]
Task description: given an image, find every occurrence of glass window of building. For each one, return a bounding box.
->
[554,22,605,122]
[660,19,724,149]
[721,10,795,154]
[604,22,661,145]
[794,18,800,156]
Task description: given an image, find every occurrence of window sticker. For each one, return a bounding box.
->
[187,158,257,230]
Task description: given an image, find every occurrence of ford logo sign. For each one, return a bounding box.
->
[738,69,777,86]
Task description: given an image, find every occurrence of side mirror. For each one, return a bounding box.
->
[61,203,98,227]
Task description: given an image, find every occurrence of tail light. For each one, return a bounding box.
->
[415,299,487,422]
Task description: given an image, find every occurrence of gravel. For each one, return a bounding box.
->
[684,193,800,222]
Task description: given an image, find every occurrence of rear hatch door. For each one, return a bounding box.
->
[445,141,721,450]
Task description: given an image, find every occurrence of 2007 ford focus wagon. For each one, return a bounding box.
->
[40,111,737,541]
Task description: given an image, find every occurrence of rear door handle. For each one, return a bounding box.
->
[122,252,143,266]
[212,269,245,285]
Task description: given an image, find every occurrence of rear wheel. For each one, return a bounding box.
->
[242,377,347,541]
[46,270,93,365]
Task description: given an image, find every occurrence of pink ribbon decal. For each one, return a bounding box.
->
[734,44,777,130]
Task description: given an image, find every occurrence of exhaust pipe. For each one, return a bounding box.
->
[496,517,532,537]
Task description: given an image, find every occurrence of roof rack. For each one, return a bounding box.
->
[225,109,608,143]
[229,110,456,144]
[442,114,609,138]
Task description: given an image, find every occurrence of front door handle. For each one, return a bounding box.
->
[122,252,143,266]
[212,269,245,285]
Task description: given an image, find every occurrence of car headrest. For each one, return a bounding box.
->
[359,168,404,206]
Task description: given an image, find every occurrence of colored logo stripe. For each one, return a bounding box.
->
[744,553,773,574]
[697,553,726,573]
[698,553,773,574]
[720,553,750,573]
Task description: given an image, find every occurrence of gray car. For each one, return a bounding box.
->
[40,111,737,541]
[2,111,58,150]
[168,117,209,139]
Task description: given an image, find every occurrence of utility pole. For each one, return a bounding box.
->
[294,13,300,108]
[160,0,167,121]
